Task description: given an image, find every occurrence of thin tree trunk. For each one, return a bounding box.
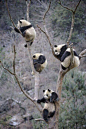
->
[34,72,39,100]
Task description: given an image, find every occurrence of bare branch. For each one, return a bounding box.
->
[58,0,82,46]
[0,47,42,114]
[79,49,86,59]
[5,0,16,28]
[5,0,23,37]
[67,14,75,46]
[69,47,74,68]
[13,45,16,74]
[0,61,15,75]
[74,0,81,13]
[43,0,51,21]
[58,0,73,12]
[26,0,31,21]
[37,25,53,50]
[27,44,36,75]
[35,118,44,121]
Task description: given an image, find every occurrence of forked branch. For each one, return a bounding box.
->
[37,0,53,51]
[58,0,81,46]
[0,46,42,113]
[58,0,73,12]
[37,25,53,50]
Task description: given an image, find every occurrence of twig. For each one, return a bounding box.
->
[5,0,16,28]
[0,48,42,114]
[0,61,15,75]
[58,0,81,46]
[74,0,81,13]
[58,0,73,12]
[37,25,53,50]
[13,45,16,74]
[79,49,86,59]
[35,118,44,121]
[5,0,23,37]
[43,0,51,21]
[14,74,42,113]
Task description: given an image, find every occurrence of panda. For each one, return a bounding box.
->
[32,53,47,73]
[61,48,80,70]
[37,89,58,122]
[14,19,36,47]
[53,44,67,61]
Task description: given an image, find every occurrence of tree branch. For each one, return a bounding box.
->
[74,0,81,13]
[67,14,75,46]
[37,25,53,50]
[0,61,15,75]
[13,45,16,74]
[58,0,73,12]
[26,0,31,21]
[0,47,42,114]
[35,118,44,121]
[43,0,51,21]
[5,0,23,37]
[58,0,81,46]
[79,49,86,59]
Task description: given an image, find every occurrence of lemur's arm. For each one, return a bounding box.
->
[50,92,58,102]
[37,98,46,104]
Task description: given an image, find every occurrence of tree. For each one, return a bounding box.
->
[0,0,86,129]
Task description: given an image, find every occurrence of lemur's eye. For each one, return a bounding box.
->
[55,50,57,52]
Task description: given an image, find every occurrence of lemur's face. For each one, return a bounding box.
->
[43,89,52,99]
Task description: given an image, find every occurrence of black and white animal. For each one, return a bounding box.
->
[53,44,67,61]
[61,48,80,70]
[37,89,58,122]
[14,19,36,47]
[32,53,47,73]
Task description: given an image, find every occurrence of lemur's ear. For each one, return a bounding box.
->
[19,20,22,24]
[43,90,45,92]
[48,89,51,92]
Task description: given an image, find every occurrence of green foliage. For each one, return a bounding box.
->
[0,115,12,126]
[0,72,8,85]
[0,47,5,61]
[51,2,86,43]
[59,70,86,129]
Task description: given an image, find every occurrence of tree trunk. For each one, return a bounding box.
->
[34,72,39,100]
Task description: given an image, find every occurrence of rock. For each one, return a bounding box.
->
[9,114,24,126]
